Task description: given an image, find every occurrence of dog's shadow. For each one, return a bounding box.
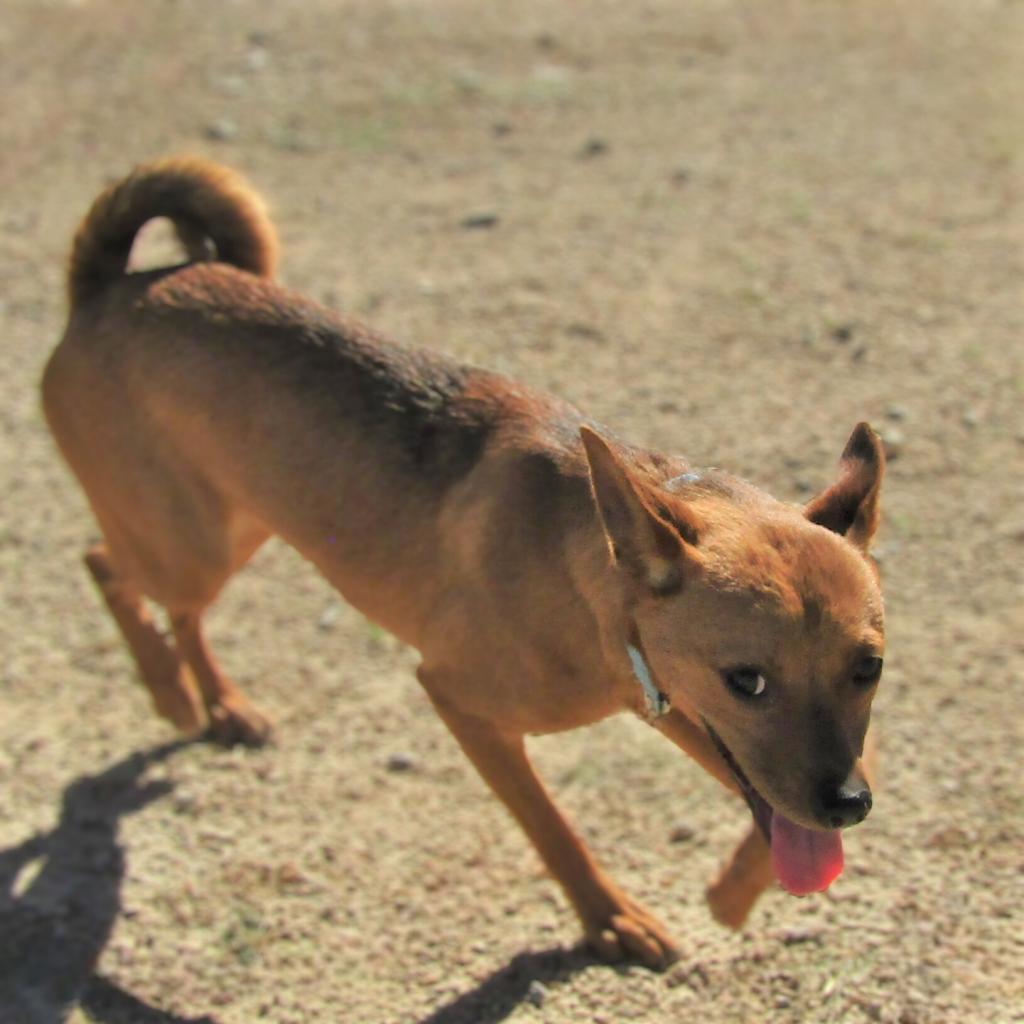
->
[418,943,606,1024]
[2,740,615,1023]
[0,739,216,1024]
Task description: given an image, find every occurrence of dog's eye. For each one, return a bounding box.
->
[853,655,883,686]
[723,667,767,699]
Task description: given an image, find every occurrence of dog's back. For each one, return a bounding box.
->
[42,157,584,648]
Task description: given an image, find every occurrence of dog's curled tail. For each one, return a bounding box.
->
[68,156,278,308]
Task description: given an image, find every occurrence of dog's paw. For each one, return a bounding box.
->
[150,675,208,735]
[705,879,753,930]
[584,899,681,971]
[207,697,274,747]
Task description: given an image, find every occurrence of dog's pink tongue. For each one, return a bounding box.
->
[771,814,844,896]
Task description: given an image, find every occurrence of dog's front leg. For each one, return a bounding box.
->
[704,825,773,929]
[704,726,879,929]
[654,708,772,928]
[422,678,680,969]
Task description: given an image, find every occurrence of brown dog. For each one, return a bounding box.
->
[42,158,885,968]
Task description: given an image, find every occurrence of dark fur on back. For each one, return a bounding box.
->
[128,262,499,489]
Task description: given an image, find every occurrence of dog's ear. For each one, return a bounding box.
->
[804,422,884,550]
[580,426,701,594]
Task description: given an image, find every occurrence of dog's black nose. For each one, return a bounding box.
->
[818,778,872,828]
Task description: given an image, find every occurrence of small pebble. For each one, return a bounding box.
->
[318,604,342,631]
[925,825,970,849]
[460,211,500,230]
[532,63,571,86]
[565,321,604,342]
[217,74,247,97]
[386,752,416,773]
[453,68,485,94]
[526,980,548,1007]
[204,118,239,142]
[831,323,855,344]
[885,405,908,421]
[857,1000,883,1022]
[276,862,305,886]
[669,824,696,843]
[578,137,609,158]
[667,962,709,989]
[880,428,904,461]
[246,47,269,72]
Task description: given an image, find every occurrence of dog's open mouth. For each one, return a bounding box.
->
[704,722,845,897]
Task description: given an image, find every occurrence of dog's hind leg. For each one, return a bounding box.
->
[421,672,680,970]
[109,512,273,748]
[84,543,207,734]
[78,486,271,746]
[170,609,272,747]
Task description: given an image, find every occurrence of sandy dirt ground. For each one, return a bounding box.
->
[1,1,1023,1021]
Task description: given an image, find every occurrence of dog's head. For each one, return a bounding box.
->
[582,423,885,894]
